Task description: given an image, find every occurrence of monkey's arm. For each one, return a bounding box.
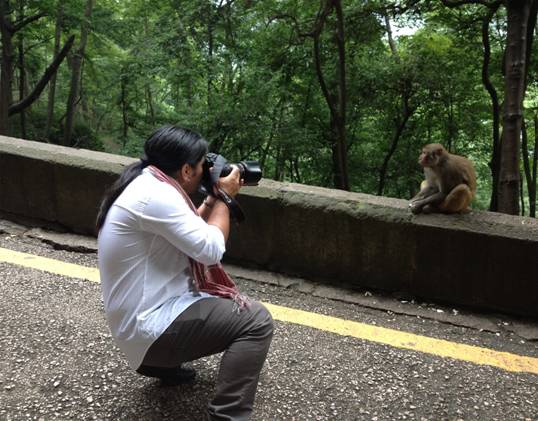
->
[409,191,446,214]
[410,184,438,203]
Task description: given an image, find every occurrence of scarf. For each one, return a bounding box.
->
[147,165,248,310]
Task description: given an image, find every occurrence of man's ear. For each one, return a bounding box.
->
[178,163,193,182]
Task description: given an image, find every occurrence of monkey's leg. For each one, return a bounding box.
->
[438,184,472,213]
[421,204,437,214]
[410,182,438,203]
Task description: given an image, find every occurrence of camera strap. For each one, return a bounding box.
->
[209,153,227,187]
[216,187,245,223]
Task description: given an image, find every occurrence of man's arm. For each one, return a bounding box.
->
[197,166,242,242]
[203,198,231,241]
[198,196,216,221]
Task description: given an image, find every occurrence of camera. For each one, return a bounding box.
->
[199,153,262,223]
[200,152,262,195]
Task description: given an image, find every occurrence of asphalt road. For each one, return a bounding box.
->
[0,226,537,421]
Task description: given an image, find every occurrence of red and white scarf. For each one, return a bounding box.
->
[147,165,248,310]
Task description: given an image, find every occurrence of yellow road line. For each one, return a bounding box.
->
[0,247,100,283]
[1,246,537,375]
[264,303,538,375]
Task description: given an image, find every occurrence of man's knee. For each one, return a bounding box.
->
[249,301,274,338]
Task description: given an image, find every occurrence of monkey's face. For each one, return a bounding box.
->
[418,148,440,168]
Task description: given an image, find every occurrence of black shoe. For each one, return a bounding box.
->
[159,365,196,387]
[137,364,196,386]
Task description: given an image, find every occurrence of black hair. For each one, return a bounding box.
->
[96,125,208,231]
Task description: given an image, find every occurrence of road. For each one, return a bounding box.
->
[0,220,537,421]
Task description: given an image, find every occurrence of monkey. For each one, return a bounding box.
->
[409,143,477,215]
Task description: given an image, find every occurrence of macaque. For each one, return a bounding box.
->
[409,143,477,214]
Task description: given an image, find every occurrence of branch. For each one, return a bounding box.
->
[312,2,338,120]
[9,35,75,116]
[312,0,333,37]
[334,0,346,125]
[481,4,501,100]
[267,13,313,37]
[0,0,14,33]
[12,11,46,32]
[216,0,237,10]
[441,0,502,8]
[384,0,422,16]
[384,12,400,62]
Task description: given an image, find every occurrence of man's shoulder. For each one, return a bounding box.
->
[115,172,177,209]
[128,171,178,196]
[134,172,189,213]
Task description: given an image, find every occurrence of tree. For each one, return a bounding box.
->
[311,0,349,190]
[269,0,350,190]
[3,0,536,216]
[63,0,93,146]
[0,0,73,135]
[442,0,538,215]
[521,117,537,216]
[480,2,502,211]
[377,12,416,196]
[498,0,535,214]
[45,1,64,139]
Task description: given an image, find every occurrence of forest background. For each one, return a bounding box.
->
[1,0,537,217]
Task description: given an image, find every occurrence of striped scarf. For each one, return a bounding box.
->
[147,165,248,310]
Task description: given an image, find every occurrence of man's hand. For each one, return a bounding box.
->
[216,165,242,198]
[202,166,242,241]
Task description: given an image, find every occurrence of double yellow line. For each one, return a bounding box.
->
[1,246,537,375]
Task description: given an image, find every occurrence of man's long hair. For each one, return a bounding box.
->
[95,125,208,232]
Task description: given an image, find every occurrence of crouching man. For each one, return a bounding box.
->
[96,125,273,420]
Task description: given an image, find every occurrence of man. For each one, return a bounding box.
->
[97,125,273,420]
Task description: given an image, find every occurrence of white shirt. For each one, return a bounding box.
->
[98,168,225,369]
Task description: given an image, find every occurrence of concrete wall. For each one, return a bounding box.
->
[1,135,538,318]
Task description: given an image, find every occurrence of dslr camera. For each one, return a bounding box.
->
[200,153,262,222]
[200,153,262,194]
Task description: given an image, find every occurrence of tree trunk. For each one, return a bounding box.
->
[261,97,285,170]
[292,156,301,182]
[9,35,74,116]
[378,97,414,196]
[120,73,128,146]
[522,1,538,217]
[141,13,155,126]
[0,0,15,135]
[63,0,93,147]
[46,2,63,140]
[521,119,533,215]
[481,5,502,211]
[312,0,349,190]
[206,2,214,112]
[446,97,455,152]
[519,171,525,216]
[333,0,349,190]
[377,14,414,196]
[384,12,400,63]
[145,85,155,125]
[274,144,284,181]
[498,1,532,214]
[528,115,538,218]
[17,0,25,138]
[524,115,538,217]
[0,0,49,135]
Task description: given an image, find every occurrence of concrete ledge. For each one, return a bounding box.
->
[0,135,132,233]
[1,135,537,318]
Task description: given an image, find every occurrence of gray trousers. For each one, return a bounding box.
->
[139,298,274,421]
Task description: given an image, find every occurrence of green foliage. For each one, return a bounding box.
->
[3,0,536,215]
